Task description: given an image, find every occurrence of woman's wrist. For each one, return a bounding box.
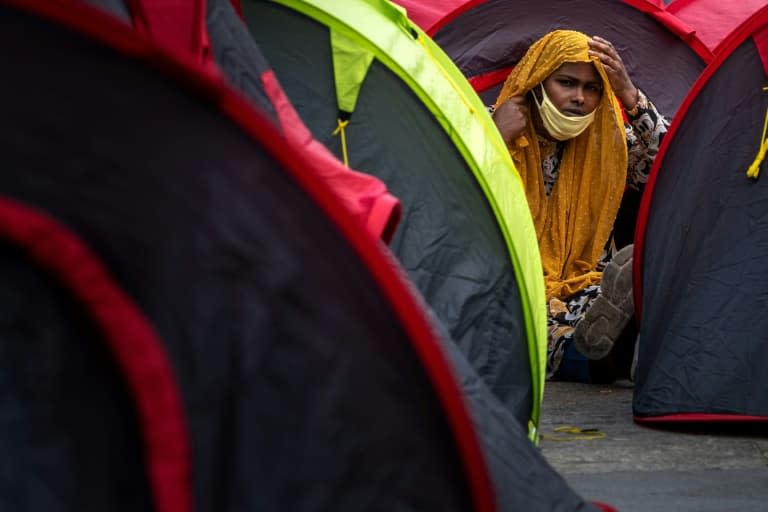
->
[623,87,641,116]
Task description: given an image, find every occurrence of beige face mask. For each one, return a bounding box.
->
[533,84,596,141]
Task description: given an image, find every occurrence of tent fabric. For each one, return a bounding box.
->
[0,223,160,512]
[0,198,191,512]
[633,4,768,422]
[205,0,403,243]
[204,0,278,118]
[666,0,767,54]
[395,0,709,119]
[393,0,483,35]
[620,0,711,60]
[112,0,403,245]
[85,0,130,20]
[124,0,211,62]
[260,70,403,243]
[429,311,603,512]
[329,29,375,115]
[1,1,499,510]
[240,0,547,434]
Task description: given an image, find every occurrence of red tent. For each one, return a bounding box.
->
[393,0,711,118]
[666,0,767,54]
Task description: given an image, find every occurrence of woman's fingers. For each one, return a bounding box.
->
[588,36,637,106]
[493,95,529,144]
[590,36,617,57]
[508,95,529,117]
[588,38,620,68]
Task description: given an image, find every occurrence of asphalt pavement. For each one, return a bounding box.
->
[539,381,768,511]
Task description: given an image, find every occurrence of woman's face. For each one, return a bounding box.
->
[541,62,603,115]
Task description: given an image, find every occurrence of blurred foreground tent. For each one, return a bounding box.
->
[0,0,616,510]
[0,0,490,509]
[633,4,768,423]
[233,0,548,433]
[392,0,712,118]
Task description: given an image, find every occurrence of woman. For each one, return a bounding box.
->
[491,30,669,382]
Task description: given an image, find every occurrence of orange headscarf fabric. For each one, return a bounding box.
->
[494,30,628,301]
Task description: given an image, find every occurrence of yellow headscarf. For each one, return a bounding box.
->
[494,30,628,301]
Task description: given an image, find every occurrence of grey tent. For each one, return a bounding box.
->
[236,0,548,435]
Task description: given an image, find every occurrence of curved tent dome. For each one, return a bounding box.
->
[238,0,548,433]
[634,4,768,423]
[0,0,498,509]
[394,0,711,118]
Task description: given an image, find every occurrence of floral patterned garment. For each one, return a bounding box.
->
[541,89,667,196]
[544,89,670,379]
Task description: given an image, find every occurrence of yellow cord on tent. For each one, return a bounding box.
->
[540,425,607,442]
[332,118,350,167]
[746,86,768,181]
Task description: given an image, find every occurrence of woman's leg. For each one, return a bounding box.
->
[547,285,601,382]
[573,244,635,359]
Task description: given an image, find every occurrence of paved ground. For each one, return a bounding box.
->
[539,381,768,511]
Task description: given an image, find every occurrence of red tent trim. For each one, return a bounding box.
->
[125,0,212,64]
[635,413,768,424]
[426,0,488,36]
[592,502,620,512]
[752,25,768,74]
[669,0,767,55]
[467,66,513,95]
[0,195,193,512]
[229,0,242,18]
[634,3,768,321]
[621,0,713,62]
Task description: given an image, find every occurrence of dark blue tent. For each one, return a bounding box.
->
[634,4,768,423]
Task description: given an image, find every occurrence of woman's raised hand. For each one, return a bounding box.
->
[492,95,529,145]
[588,36,638,109]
